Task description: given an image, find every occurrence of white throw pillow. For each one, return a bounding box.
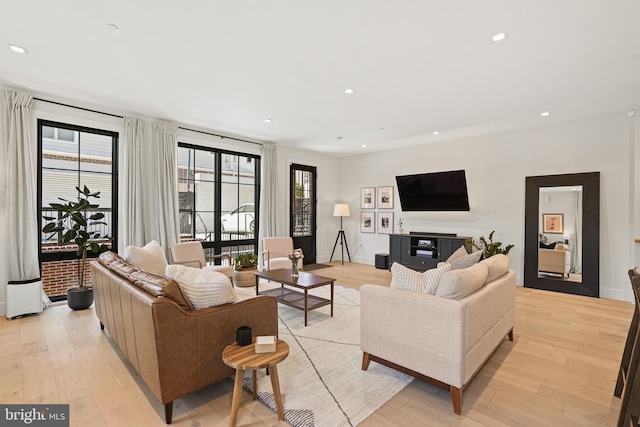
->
[165,264,237,310]
[436,263,488,300]
[124,240,168,276]
[479,254,510,285]
[390,262,451,295]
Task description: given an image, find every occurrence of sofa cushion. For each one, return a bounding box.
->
[124,240,168,276]
[165,264,237,310]
[129,270,192,310]
[390,262,451,295]
[436,263,488,300]
[446,245,468,262]
[448,250,482,270]
[479,254,510,285]
[98,251,125,266]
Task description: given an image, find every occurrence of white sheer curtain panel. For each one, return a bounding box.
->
[259,143,277,238]
[122,117,147,248]
[151,121,180,251]
[2,91,40,281]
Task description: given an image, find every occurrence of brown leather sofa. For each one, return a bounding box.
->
[91,251,278,424]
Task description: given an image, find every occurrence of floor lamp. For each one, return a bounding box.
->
[330,203,352,265]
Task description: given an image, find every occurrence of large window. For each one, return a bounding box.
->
[38,120,118,300]
[178,144,260,259]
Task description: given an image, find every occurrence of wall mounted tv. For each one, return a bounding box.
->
[395,170,470,211]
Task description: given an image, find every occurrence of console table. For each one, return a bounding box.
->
[389,232,473,271]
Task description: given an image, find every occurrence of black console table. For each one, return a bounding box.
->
[389,232,473,271]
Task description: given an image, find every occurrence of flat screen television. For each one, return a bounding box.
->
[395,170,470,211]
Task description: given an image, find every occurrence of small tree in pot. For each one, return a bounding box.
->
[42,185,111,310]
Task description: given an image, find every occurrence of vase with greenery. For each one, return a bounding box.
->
[42,185,110,309]
[473,231,514,259]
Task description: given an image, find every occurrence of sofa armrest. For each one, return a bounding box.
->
[360,284,465,387]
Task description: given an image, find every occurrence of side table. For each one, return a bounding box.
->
[222,338,289,427]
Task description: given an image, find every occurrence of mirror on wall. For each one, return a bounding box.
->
[538,186,583,283]
[524,172,600,297]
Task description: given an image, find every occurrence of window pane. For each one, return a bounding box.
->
[42,126,55,139]
[57,128,76,142]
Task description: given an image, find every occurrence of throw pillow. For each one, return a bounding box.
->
[124,240,168,276]
[448,250,482,270]
[390,262,426,293]
[446,245,468,262]
[165,264,237,310]
[390,262,451,295]
[436,263,488,300]
[479,254,510,285]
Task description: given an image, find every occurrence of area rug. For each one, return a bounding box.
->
[236,284,412,427]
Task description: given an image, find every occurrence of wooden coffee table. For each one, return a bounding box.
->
[222,338,289,427]
[254,269,335,326]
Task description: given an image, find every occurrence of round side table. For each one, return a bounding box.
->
[222,338,289,427]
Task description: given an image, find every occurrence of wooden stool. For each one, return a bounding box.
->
[222,338,289,427]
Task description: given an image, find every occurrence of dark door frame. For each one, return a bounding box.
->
[290,163,317,265]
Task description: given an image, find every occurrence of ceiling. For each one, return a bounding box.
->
[1,1,639,157]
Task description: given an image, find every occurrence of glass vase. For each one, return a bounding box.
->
[291,260,299,278]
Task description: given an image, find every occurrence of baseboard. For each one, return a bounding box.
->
[601,286,634,303]
[0,301,5,316]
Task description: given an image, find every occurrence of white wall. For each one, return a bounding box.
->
[337,113,636,302]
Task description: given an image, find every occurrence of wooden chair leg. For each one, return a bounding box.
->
[450,386,462,415]
[362,352,371,370]
[164,401,173,424]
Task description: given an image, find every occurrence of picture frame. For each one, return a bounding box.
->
[360,187,375,209]
[377,186,394,209]
[377,212,393,234]
[542,213,564,234]
[360,212,375,233]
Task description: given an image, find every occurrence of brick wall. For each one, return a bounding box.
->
[41,258,93,298]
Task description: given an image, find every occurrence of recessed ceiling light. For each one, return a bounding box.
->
[8,44,28,54]
[361,144,367,148]
[541,111,550,117]
[344,88,355,94]
[106,23,120,31]
[263,118,273,123]
[433,131,440,135]
[492,32,507,42]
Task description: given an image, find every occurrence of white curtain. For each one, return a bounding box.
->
[259,143,277,237]
[2,91,40,281]
[151,121,179,250]
[258,143,277,262]
[122,117,146,248]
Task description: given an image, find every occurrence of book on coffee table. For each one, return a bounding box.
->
[255,335,276,353]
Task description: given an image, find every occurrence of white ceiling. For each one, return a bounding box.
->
[1,1,639,157]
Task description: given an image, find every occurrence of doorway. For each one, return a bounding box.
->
[290,164,317,264]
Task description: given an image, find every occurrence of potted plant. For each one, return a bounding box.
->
[233,252,258,287]
[42,185,110,310]
[473,231,514,259]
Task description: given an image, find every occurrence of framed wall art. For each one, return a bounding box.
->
[377,186,394,209]
[377,212,393,234]
[360,211,375,233]
[542,213,564,234]
[361,187,375,209]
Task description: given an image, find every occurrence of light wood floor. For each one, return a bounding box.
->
[0,262,633,426]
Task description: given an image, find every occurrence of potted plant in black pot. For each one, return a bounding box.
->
[42,185,110,310]
[233,252,258,287]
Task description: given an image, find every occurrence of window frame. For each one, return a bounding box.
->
[178,142,261,257]
[37,119,119,263]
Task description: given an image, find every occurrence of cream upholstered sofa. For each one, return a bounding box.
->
[360,255,515,414]
[538,243,570,278]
